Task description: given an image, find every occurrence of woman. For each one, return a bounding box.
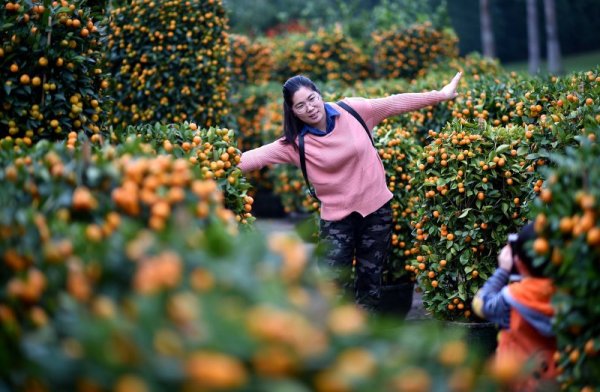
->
[239,72,462,310]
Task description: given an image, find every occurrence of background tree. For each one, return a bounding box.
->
[526,0,541,74]
[224,0,451,46]
[543,0,563,74]
[479,0,496,59]
[225,0,600,66]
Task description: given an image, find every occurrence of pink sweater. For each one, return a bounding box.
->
[239,91,447,221]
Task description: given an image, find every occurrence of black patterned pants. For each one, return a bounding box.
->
[318,201,392,311]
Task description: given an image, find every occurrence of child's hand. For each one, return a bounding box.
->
[498,244,513,272]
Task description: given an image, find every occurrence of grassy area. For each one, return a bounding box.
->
[502,49,600,74]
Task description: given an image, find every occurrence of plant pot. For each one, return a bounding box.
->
[292,213,319,244]
[377,281,415,319]
[445,320,498,358]
[251,189,286,218]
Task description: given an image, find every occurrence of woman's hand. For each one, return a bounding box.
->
[439,71,462,100]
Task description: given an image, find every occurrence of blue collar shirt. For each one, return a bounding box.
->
[299,103,340,137]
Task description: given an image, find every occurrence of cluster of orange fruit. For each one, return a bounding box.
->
[230,34,274,86]
[108,0,230,128]
[272,24,371,84]
[1,0,107,142]
[372,21,459,80]
[404,122,539,320]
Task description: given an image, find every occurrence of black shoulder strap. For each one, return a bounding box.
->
[298,133,319,201]
[336,100,375,147]
[298,101,375,203]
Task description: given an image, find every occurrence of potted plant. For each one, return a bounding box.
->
[405,119,543,355]
[375,120,424,319]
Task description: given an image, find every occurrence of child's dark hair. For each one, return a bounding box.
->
[512,222,550,277]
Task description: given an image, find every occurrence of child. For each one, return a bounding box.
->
[472,222,558,391]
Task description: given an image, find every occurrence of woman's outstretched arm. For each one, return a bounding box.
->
[238,138,297,172]
[351,72,462,127]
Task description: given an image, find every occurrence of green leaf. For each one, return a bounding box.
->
[56,6,73,14]
[458,208,472,218]
[3,83,14,95]
[517,146,529,156]
[495,144,510,154]
[458,284,466,301]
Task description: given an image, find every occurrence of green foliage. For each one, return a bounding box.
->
[410,121,540,321]
[107,0,230,128]
[427,53,503,82]
[529,89,600,391]
[231,83,282,193]
[229,34,274,88]
[375,122,423,284]
[224,0,454,51]
[113,122,255,224]
[0,130,500,392]
[272,25,371,85]
[0,121,252,385]
[372,22,459,82]
[232,83,280,152]
[0,0,109,142]
[370,0,451,32]
[403,67,600,324]
[224,0,309,36]
[270,163,314,214]
[3,4,600,387]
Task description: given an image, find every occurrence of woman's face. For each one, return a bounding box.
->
[291,86,325,127]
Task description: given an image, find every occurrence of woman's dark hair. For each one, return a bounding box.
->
[281,75,321,150]
[512,222,550,277]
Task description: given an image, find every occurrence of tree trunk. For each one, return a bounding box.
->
[479,0,496,59]
[526,0,541,74]
[543,0,563,74]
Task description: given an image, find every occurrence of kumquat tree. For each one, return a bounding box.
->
[0,0,109,142]
[1,0,600,390]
